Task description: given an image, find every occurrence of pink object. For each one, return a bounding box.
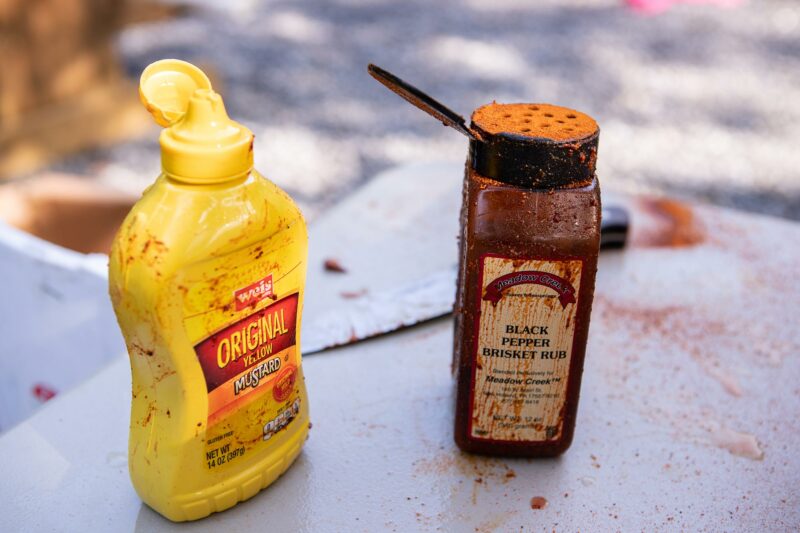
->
[626,0,744,15]
[32,383,57,402]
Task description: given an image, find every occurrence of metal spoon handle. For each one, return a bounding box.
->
[368,64,476,140]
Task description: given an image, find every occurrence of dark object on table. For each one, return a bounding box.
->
[600,206,630,249]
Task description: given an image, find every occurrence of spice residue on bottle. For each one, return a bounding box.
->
[472,103,596,142]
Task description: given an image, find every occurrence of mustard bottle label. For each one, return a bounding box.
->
[181,240,305,471]
[194,292,299,425]
[469,255,583,443]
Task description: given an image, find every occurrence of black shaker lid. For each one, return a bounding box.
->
[470,103,599,189]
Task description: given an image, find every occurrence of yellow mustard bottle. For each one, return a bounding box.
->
[109,60,310,521]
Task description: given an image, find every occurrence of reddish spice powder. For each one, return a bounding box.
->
[633,198,704,248]
[530,496,548,510]
[323,258,347,273]
[472,103,597,141]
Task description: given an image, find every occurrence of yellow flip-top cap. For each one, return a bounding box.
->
[139,59,254,184]
[140,59,212,127]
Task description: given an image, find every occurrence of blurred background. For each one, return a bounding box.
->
[0,0,798,251]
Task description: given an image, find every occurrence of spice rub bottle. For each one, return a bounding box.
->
[453,103,601,456]
[367,65,600,457]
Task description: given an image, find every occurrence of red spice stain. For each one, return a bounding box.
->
[530,496,548,510]
[153,368,176,384]
[140,402,157,427]
[595,296,691,337]
[413,453,517,487]
[593,295,756,387]
[323,258,347,273]
[130,342,155,358]
[340,289,368,299]
[32,383,57,402]
[139,235,168,264]
[590,454,601,469]
[634,198,704,248]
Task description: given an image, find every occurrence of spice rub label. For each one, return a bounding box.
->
[469,255,582,443]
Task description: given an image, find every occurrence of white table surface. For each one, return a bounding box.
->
[1,162,798,532]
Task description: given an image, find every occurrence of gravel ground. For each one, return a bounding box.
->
[54,0,800,221]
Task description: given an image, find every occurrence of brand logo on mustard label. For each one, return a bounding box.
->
[234,274,274,310]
